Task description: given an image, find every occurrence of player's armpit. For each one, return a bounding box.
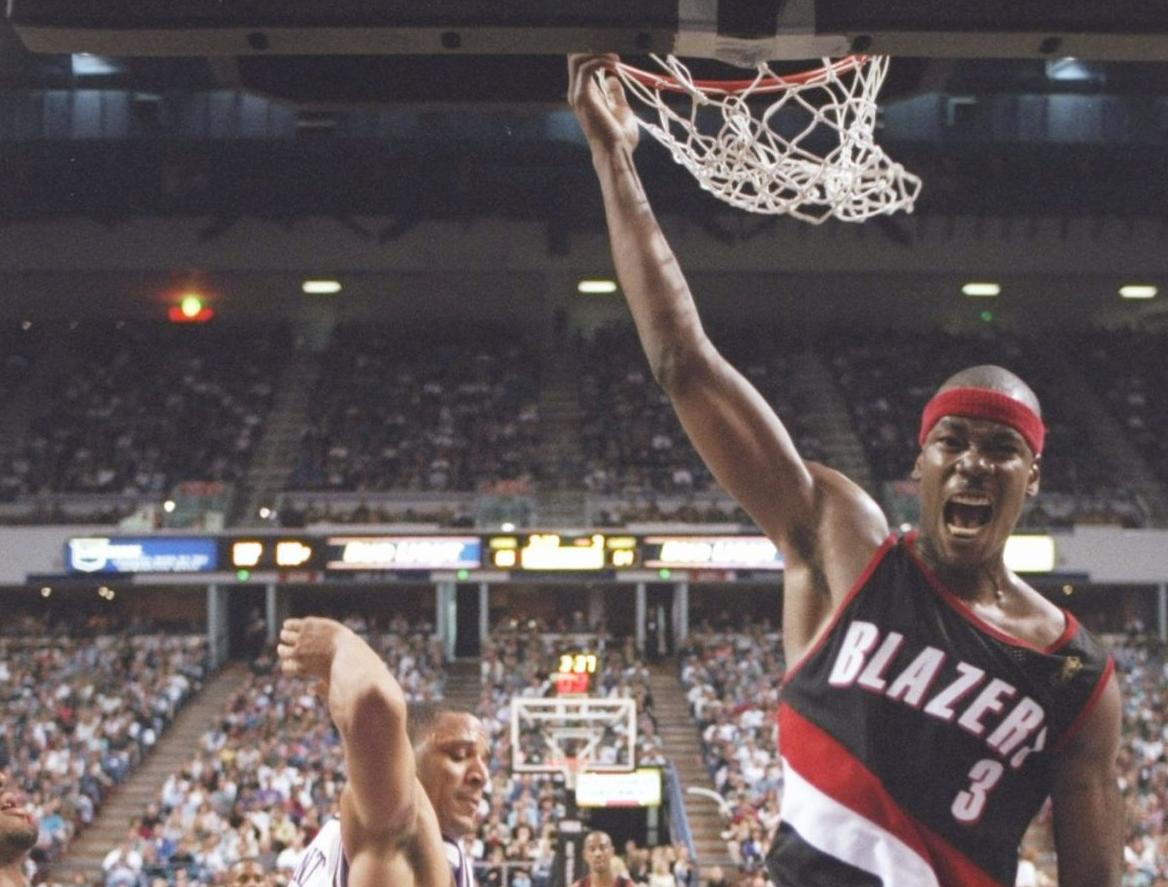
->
[1050,671,1123,887]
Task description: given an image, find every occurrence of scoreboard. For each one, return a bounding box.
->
[59,531,1058,578]
[63,531,780,577]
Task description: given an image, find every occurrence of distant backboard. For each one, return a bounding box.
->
[11,0,1168,61]
[511,697,636,780]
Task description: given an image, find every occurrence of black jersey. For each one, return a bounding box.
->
[769,532,1113,887]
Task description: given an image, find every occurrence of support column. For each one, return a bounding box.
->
[436,581,457,661]
[479,582,490,646]
[1158,583,1167,643]
[265,583,280,645]
[635,582,647,654]
[206,584,229,668]
[673,580,689,644]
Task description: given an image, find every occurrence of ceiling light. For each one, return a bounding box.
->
[962,282,1000,297]
[577,279,618,295]
[302,279,342,295]
[1119,284,1157,300]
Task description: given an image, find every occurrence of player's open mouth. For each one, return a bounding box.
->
[944,493,993,537]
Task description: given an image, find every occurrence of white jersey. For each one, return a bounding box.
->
[287,817,474,887]
[289,820,348,887]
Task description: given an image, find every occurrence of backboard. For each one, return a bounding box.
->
[510,697,637,783]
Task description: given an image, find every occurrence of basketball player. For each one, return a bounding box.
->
[226,858,271,887]
[277,617,484,887]
[568,54,1122,887]
[0,771,37,887]
[570,832,635,887]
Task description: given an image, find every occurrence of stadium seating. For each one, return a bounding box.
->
[1076,329,1168,491]
[0,614,208,873]
[290,324,541,494]
[0,323,286,504]
[826,327,1148,528]
[95,617,441,887]
[677,623,784,877]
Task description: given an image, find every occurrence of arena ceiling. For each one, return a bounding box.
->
[1,3,1168,331]
[3,2,1168,228]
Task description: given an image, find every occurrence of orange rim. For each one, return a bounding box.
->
[615,55,870,95]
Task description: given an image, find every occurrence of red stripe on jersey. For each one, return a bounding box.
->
[904,530,1078,656]
[780,705,1004,887]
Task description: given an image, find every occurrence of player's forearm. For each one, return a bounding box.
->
[592,146,709,385]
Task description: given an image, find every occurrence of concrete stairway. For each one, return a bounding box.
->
[646,664,734,877]
[790,350,877,495]
[536,343,586,495]
[55,662,252,880]
[443,660,482,711]
[232,350,323,526]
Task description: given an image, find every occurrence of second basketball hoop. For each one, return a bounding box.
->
[612,53,921,224]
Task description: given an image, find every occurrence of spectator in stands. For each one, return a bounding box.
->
[0,770,37,887]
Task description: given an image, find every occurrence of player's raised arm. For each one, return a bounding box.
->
[567,54,885,557]
[277,617,417,841]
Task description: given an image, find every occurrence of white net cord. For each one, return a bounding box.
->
[614,54,922,224]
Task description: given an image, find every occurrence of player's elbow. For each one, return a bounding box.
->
[333,678,406,741]
[648,339,714,396]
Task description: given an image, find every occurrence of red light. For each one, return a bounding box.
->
[167,305,215,324]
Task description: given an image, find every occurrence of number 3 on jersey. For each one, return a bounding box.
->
[952,758,1005,823]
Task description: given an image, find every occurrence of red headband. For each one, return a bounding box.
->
[918,387,1045,456]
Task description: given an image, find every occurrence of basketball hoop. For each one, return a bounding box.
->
[612,54,922,224]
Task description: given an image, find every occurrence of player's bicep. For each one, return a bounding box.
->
[1050,672,1123,887]
[662,344,818,540]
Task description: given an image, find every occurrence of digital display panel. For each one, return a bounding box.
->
[642,535,784,571]
[227,538,318,570]
[576,769,662,808]
[326,536,481,571]
[488,534,636,571]
[66,537,218,575]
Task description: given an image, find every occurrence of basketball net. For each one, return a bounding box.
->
[612,54,922,224]
[553,756,582,791]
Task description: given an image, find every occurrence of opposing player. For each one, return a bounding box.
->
[570,832,636,887]
[278,617,485,887]
[0,771,37,887]
[568,54,1122,887]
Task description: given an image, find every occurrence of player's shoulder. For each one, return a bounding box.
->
[800,461,890,553]
[812,465,883,521]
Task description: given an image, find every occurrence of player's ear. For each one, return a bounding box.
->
[1026,453,1041,497]
[911,452,923,481]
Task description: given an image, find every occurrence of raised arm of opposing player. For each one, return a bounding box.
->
[278,618,417,844]
[568,55,886,612]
